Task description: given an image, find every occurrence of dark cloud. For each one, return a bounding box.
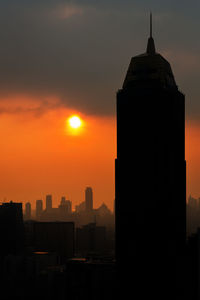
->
[0,0,199,117]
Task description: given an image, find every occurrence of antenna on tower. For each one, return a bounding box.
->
[150,12,152,38]
[146,12,156,54]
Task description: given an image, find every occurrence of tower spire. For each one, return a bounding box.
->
[146,12,156,55]
[150,12,152,38]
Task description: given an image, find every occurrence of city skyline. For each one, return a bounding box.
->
[0,4,199,299]
[3,185,114,212]
[0,2,200,210]
[22,186,113,213]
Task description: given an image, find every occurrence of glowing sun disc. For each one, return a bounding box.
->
[68,115,82,129]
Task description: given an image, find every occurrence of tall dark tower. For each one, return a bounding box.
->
[115,15,186,298]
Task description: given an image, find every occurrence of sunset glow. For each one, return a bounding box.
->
[0,95,198,211]
[0,0,198,214]
[68,115,82,129]
[0,98,115,211]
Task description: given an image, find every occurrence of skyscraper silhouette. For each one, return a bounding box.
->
[85,187,93,212]
[25,202,31,219]
[46,194,52,212]
[115,15,186,298]
[36,199,43,219]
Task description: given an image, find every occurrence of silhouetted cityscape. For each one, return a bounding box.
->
[0,187,115,299]
[1,14,200,300]
[23,188,114,229]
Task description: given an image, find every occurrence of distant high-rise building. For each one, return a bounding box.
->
[85,187,93,212]
[188,195,197,209]
[61,196,66,204]
[66,200,72,213]
[59,197,72,214]
[25,202,31,219]
[46,195,52,212]
[75,201,86,213]
[115,15,186,298]
[36,199,43,219]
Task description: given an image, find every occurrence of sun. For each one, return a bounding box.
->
[68,115,82,129]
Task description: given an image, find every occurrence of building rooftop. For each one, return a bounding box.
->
[123,14,177,90]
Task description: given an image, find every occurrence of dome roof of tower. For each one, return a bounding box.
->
[123,37,177,90]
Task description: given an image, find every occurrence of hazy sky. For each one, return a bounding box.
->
[0,0,199,209]
[0,0,199,117]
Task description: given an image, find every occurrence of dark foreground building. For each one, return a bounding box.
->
[25,221,74,260]
[0,201,24,255]
[76,223,106,256]
[115,21,186,299]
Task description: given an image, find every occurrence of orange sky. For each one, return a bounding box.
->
[186,120,200,201]
[0,95,199,210]
[0,96,116,211]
